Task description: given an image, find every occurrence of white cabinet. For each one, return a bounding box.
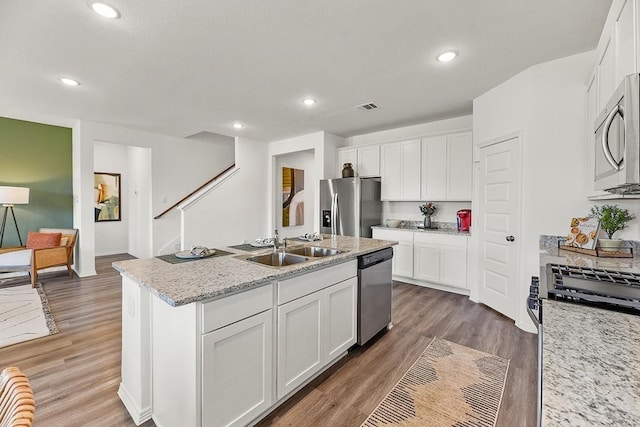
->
[337,148,357,177]
[276,262,357,400]
[414,233,468,289]
[421,132,472,201]
[277,291,323,398]
[615,0,635,83]
[336,145,380,178]
[380,139,421,200]
[358,145,381,177]
[372,229,413,278]
[202,310,273,427]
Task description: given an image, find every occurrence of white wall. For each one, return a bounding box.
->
[345,115,473,146]
[472,50,640,333]
[94,141,130,255]
[75,121,235,276]
[181,137,269,248]
[128,146,152,259]
[268,132,342,234]
[275,150,315,238]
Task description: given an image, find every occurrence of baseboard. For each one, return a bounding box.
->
[118,383,152,426]
[393,276,471,296]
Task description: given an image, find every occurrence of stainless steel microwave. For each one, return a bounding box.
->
[594,73,640,194]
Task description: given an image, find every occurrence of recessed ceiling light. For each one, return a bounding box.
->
[303,98,317,106]
[89,2,121,19]
[232,122,244,129]
[437,50,458,62]
[59,77,80,86]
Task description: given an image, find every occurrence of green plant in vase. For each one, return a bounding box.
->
[588,204,636,248]
[419,202,437,229]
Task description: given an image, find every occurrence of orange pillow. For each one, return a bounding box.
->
[26,232,62,249]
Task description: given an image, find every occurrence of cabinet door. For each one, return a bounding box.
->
[439,245,468,289]
[615,0,635,85]
[277,292,323,399]
[413,242,440,283]
[338,148,358,178]
[421,136,447,200]
[598,31,615,107]
[380,142,402,200]
[358,145,380,177]
[325,277,357,361]
[447,132,473,201]
[392,241,414,278]
[202,310,273,427]
[401,139,421,200]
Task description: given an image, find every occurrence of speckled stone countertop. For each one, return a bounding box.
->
[113,235,396,307]
[542,299,640,426]
[539,235,640,273]
[372,221,471,237]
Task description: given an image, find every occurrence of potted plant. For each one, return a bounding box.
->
[419,202,437,229]
[589,204,636,248]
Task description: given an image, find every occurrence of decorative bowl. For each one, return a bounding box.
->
[386,219,402,228]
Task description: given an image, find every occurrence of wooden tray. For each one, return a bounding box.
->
[558,243,633,258]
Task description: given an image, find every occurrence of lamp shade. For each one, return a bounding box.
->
[0,186,30,205]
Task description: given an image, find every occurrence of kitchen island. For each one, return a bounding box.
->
[112,235,396,427]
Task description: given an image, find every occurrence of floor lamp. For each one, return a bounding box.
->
[0,186,30,247]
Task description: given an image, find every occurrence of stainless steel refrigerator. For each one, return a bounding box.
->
[319,177,381,238]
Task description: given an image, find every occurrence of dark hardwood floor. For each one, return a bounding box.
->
[0,255,537,427]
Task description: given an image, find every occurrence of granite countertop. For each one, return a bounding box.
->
[113,235,396,307]
[542,299,640,426]
[539,235,640,273]
[372,221,471,237]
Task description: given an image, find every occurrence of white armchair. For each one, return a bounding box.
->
[0,249,34,287]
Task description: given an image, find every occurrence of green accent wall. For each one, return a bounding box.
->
[0,117,73,247]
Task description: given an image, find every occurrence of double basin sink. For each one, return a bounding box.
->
[245,246,342,267]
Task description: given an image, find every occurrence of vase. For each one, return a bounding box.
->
[342,163,355,178]
[423,215,432,229]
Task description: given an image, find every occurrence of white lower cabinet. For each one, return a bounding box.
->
[277,275,357,400]
[374,228,469,290]
[414,233,468,289]
[372,229,413,278]
[202,310,273,427]
[277,292,323,398]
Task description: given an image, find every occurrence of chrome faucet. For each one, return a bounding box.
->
[273,229,279,252]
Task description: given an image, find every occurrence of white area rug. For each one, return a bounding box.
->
[0,284,58,348]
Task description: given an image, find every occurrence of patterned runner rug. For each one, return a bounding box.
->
[0,284,58,348]
[362,337,509,427]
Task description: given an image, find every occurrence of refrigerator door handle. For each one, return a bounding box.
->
[331,193,338,236]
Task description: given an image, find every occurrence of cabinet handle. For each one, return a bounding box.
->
[601,104,624,171]
[506,235,515,242]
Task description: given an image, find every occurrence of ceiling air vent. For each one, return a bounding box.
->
[356,102,379,111]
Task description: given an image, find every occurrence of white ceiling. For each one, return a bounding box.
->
[0,0,612,142]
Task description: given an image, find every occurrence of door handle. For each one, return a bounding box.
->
[601,104,624,171]
[506,235,515,242]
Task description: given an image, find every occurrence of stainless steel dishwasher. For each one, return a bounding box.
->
[357,247,393,345]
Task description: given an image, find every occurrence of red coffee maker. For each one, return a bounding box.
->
[456,209,471,232]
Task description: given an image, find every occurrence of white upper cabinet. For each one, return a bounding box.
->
[337,147,358,177]
[615,0,635,83]
[380,139,421,200]
[421,132,472,201]
[336,145,380,178]
[358,145,380,177]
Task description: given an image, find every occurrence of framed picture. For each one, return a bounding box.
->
[94,172,121,222]
[282,167,304,227]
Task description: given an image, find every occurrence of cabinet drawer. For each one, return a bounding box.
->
[373,228,413,243]
[414,232,468,247]
[202,284,273,333]
[278,260,356,305]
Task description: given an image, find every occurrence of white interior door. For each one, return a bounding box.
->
[477,136,521,319]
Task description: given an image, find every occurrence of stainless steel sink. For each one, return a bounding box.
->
[245,252,309,267]
[285,246,341,257]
